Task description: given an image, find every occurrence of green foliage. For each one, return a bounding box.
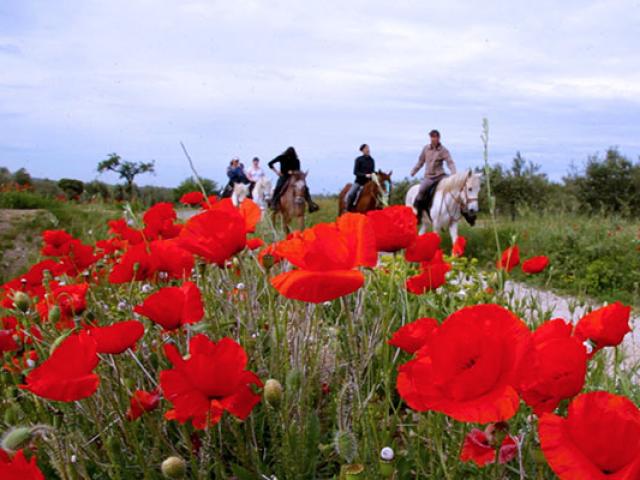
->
[565,147,640,216]
[57,178,84,199]
[389,177,414,206]
[12,167,32,186]
[173,176,219,202]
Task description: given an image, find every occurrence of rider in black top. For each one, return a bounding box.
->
[345,144,375,211]
[268,147,319,212]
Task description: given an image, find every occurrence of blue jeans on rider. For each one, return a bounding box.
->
[345,183,361,210]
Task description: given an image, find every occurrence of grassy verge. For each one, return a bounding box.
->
[461,212,640,306]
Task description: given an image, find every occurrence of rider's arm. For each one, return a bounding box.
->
[443,148,457,174]
[268,156,281,175]
[410,147,426,177]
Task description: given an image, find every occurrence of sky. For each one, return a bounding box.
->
[1,0,639,193]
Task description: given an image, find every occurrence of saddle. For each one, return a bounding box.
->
[349,184,364,208]
[416,178,443,220]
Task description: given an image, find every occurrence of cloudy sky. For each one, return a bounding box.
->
[1,0,639,192]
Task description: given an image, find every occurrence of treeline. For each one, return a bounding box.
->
[390,147,640,218]
[0,166,219,208]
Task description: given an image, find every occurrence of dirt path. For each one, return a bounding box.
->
[0,209,55,282]
[504,280,639,363]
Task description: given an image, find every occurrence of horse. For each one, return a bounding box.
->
[230,183,249,207]
[405,170,481,241]
[272,171,308,234]
[252,176,273,210]
[337,170,393,215]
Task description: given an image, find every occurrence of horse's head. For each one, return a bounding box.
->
[461,170,482,219]
[290,170,307,206]
[373,170,393,206]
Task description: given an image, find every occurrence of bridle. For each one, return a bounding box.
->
[371,173,390,208]
[436,175,477,222]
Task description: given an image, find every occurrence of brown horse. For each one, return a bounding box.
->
[272,171,308,233]
[338,170,392,215]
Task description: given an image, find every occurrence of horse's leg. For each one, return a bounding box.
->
[449,220,458,243]
[298,213,304,231]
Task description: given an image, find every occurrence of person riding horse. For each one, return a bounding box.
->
[345,144,375,212]
[268,147,319,212]
[410,130,457,220]
[245,157,265,198]
[223,157,251,197]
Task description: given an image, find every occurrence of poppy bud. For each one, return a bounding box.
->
[12,292,30,312]
[379,447,395,477]
[342,464,364,479]
[161,456,186,479]
[264,379,283,407]
[48,305,61,324]
[261,253,275,269]
[1,426,31,453]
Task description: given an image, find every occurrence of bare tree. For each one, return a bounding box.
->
[97,153,155,200]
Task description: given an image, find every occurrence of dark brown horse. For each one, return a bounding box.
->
[338,170,392,215]
[272,171,308,233]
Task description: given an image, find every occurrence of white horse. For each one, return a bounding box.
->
[252,176,273,210]
[405,170,481,241]
[231,183,249,207]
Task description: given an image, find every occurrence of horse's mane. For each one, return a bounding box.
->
[438,171,470,194]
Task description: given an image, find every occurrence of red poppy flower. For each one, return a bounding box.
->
[574,302,631,352]
[179,191,205,206]
[452,235,467,257]
[366,206,417,252]
[108,219,144,245]
[0,450,45,479]
[20,334,99,401]
[270,213,377,303]
[178,202,247,266]
[497,245,520,272]
[51,282,89,317]
[518,319,587,414]
[388,317,439,354]
[143,202,182,240]
[247,237,265,250]
[134,281,204,331]
[108,243,155,284]
[396,304,531,423]
[2,259,64,299]
[0,329,19,353]
[150,239,194,279]
[61,240,98,276]
[406,250,451,294]
[405,232,440,263]
[84,320,144,354]
[522,255,549,274]
[41,230,73,257]
[539,391,640,479]
[460,428,518,467]
[127,388,161,420]
[237,198,261,233]
[160,334,262,429]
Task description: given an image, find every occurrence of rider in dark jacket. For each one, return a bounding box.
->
[268,147,319,212]
[345,144,375,211]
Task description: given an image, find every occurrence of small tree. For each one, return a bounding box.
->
[58,178,85,200]
[13,167,32,187]
[173,176,219,202]
[97,153,155,200]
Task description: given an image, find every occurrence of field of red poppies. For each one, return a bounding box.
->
[0,193,638,479]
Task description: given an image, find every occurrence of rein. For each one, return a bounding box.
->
[435,177,477,222]
[371,173,390,208]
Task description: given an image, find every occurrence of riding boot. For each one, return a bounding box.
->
[304,187,320,213]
